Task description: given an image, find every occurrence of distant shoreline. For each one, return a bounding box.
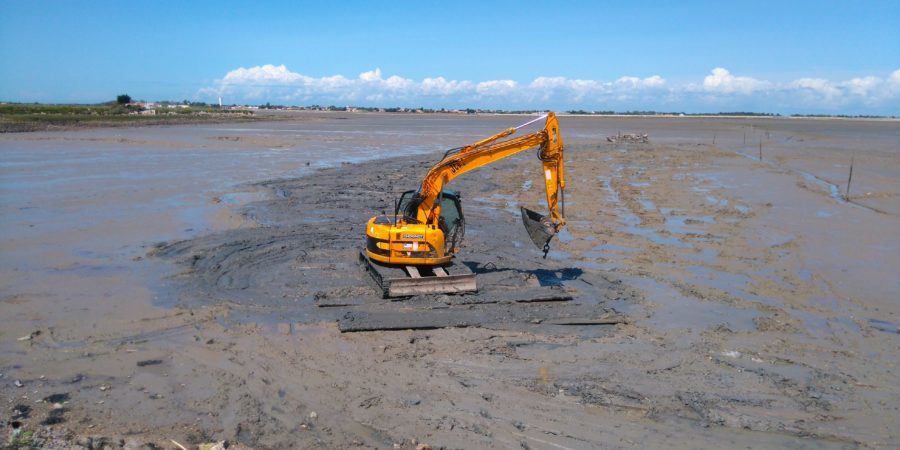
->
[0,114,275,133]
[3,107,897,133]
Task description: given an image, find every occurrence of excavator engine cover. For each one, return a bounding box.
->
[520,207,557,256]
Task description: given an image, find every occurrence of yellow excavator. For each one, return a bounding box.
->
[360,112,566,296]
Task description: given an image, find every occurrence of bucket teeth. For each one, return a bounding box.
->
[520,207,557,251]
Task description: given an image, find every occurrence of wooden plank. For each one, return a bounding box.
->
[543,316,628,326]
[338,307,626,333]
[440,287,572,305]
[339,310,478,332]
[316,297,373,307]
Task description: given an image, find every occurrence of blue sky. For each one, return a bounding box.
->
[1,1,898,114]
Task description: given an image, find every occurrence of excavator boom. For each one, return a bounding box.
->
[415,113,565,229]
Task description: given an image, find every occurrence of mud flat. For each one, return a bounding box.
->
[1,115,899,448]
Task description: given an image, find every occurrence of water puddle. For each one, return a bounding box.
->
[471,193,520,218]
[521,180,533,191]
[663,214,716,235]
[798,171,843,201]
[705,195,728,207]
[577,260,624,271]
[679,248,720,265]
[678,264,781,309]
[630,277,760,332]
[598,175,691,249]
[637,198,656,210]
[868,319,899,335]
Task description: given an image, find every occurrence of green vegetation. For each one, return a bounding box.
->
[8,429,34,448]
[2,99,894,133]
[0,102,254,132]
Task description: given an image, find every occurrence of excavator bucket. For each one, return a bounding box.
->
[520,207,557,257]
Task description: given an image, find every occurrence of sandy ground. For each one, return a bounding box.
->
[1,115,898,449]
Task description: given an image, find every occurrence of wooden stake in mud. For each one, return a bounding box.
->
[845,157,854,201]
[712,134,716,145]
[758,139,762,161]
[743,131,746,145]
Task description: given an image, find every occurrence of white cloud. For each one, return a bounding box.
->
[201,65,900,114]
[842,76,881,98]
[615,75,666,89]
[421,77,473,95]
[359,68,381,82]
[702,68,768,94]
[890,69,900,86]
[791,78,841,101]
[222,64,307,84]
[475,79,518,96]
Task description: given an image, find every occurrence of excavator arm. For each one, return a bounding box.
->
[415,113,565,234]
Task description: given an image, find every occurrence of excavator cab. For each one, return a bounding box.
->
[395,189,465,254]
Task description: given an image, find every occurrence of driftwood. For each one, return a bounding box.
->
[607,132,649,143]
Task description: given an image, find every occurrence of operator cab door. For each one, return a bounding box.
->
[437,190,464,254]
[397,190,421,223]
[396,190,464,254]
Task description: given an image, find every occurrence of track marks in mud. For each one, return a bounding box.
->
[144,142,897,447]
[151,152,642,336]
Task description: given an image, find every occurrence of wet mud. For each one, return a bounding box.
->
[151,154,639,337]
[2,116,898,449]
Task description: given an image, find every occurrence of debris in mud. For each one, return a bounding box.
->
[41,407,67,425]
[402,398,422,407]
[42,393,70,403]
[7,428,34,449]
[16,330,41,341]
[11,404,31,419]
[868,318,899,334]
[607,132,649,143]
[136,359,163,367]
[277,322,293,335]
[199,441,227,450]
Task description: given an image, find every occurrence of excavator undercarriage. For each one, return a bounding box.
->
[358,250,476,297]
